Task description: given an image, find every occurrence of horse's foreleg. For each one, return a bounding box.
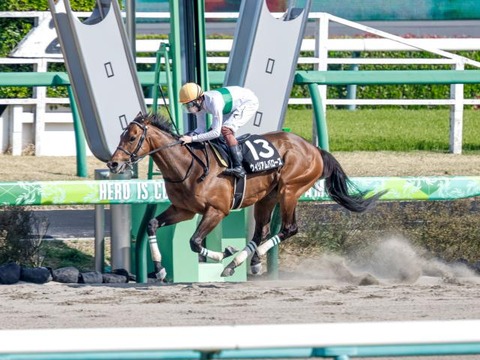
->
[147,205,195,280]
[189,208,232,262]
[222,194,277,277]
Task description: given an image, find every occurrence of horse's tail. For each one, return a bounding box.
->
[319,149,386,212]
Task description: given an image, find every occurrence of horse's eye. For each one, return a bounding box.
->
[129,136,136,142]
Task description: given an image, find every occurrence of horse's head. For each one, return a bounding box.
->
[107,114,178,173]
[107,113,150,174]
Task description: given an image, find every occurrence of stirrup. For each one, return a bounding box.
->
[223,166,246,178]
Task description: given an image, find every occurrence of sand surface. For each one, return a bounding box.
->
[1,153,480,358]
[3,248,480,359]
[1,276,479,330]
[2,239,479,331]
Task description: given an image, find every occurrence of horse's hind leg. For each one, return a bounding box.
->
[256,187,301,257]
[255,210,298,256]
[250,193,279,275]
[221,193,277,277]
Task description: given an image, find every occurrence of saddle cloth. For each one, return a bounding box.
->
[191,134,283,209]
[209,134,284,174]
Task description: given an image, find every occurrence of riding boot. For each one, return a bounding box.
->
[223,145,246,178]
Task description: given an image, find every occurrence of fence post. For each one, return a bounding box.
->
[346,52,360,111]
[33,59,47,156]
[94,169,109,272]
[10,105,23,155]
[109,171,133,273]
[313,13,329,146]
[450,62,465,154]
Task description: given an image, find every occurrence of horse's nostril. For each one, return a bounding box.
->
[107,161,118,170]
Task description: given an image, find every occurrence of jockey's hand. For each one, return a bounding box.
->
[180,135,193,144]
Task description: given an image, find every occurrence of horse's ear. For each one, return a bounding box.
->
[143,111,155,125]
[132,111,144,123]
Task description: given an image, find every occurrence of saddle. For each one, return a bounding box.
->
[189,134,283,210]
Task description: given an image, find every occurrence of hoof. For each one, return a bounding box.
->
[148,267,167,281]
[223,246,238,258]
[198,254,207,263]
[358,273,380,286]
[250,263,262,275]
[221,266,235,277]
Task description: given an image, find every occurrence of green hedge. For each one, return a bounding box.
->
[0,0,97,98]
[2,2,480,106]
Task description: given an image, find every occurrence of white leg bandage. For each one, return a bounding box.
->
[256,235,281,256]
[200,248,224,262]
[148,235,162,263]
[232,241,257,267]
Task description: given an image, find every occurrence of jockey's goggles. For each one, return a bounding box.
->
[182,100,199,111]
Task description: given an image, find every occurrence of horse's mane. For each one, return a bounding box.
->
[139,113,178,138]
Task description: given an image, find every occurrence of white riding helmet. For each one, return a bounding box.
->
[179,83,203,104]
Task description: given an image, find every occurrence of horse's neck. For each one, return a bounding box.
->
[148,131,192,180]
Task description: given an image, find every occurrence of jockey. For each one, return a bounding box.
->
[178,82,259,178]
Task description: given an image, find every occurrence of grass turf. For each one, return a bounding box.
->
[284,108,480,153]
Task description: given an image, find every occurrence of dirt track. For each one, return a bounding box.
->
[1,151,480,181]
[1,152,480,360]
[2,275,480,330]
[2,239,479,330]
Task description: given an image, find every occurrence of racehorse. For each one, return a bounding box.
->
[107,113,385,280]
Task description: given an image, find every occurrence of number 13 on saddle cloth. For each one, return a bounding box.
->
[210,134,283,174]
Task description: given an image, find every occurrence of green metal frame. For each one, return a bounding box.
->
[168,0,183,133]
[4,69,480,88]
[66,86,87,177]
[131,0,242,282]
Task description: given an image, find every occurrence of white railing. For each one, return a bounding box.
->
[1,12,480,155]
[0,321,479,359]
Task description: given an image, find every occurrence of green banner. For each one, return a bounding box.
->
[0,180,170,206]
[0,177,479,206]
[301,176,480,201]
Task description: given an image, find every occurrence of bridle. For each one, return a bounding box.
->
[116,120,181,165]
[116,119,209,182]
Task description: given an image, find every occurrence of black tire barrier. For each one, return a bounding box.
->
[473,261,480,274]
[52,266,80,283]
[112,268,132,280]
[102,273,128,283]
[20,266,52,284]
[79,271,103,284]
[0,262,21,284]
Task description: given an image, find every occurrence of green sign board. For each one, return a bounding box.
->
[1,177,479,206]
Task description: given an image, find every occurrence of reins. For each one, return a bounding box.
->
[184,144,210,182]
[118,118,210,182]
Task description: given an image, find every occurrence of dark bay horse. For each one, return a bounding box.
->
[107,113,385,280]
